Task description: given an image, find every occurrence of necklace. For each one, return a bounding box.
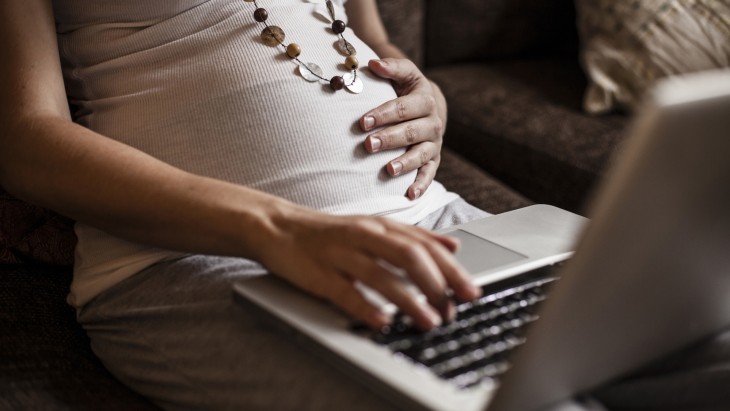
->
[245,0,364,94]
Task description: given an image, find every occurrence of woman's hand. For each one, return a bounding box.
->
[258,209,480,331]
[360,58,448,200]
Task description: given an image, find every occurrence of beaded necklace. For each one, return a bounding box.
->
[244,0,363,94]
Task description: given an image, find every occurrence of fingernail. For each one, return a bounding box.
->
[377,59,388,67]
[435,290,454,320]
[373,310,392,327]
[426,309,442,328]
[442,302,456,323]
[363,116,375,130]
[470,284,482,299]
[390,161,403,175]
[413,188,422,199]
[369,136,382,152]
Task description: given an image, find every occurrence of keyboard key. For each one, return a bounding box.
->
[370,270,558,389]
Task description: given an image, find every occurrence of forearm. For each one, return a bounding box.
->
[0,114,301,262]
[345,0,405,61]
[368,41,407,61]
[1,0,299,262]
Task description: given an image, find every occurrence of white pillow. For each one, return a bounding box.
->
[576,0,730,114]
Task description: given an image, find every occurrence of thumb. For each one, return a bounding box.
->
[368,58,420,83]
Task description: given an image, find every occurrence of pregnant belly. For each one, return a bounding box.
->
[63,0,412,212]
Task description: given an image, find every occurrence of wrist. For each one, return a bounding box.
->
[174,175,304,264]
[230,191,315,266]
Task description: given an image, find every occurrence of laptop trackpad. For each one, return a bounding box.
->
[451,229,527,274]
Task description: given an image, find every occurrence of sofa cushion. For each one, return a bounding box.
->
[0,189,76,266]
[594,327,730,410]
[429,58,629,213]
[425,0,578,67]
[438,148,533,214]
[576,0,730,114]
[0,264,160,410]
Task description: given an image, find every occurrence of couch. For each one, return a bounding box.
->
[377,0,629,214]
[1,0,634,409]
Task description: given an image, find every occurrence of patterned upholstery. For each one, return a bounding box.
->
[0,265,158,410]
[438,148,532,214]
[424,0,578,66]
[369,0,629,213]
[429,59,628,212]
[0,188,76,266]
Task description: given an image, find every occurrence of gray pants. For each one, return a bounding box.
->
[78,199,489,411]
[79,199,730,411]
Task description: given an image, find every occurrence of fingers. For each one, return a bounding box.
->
[360,93,436,132]
[335,252,444,330]
[382,142,439,179]
[359,58,448,200]
[365,116,443,153]
[406,159,438,200]
[346,219,480,326]
[385,223,480,305]
[270,213,479,332]
[305,270,392,330]
[360,59,434,132]
[299,224,447,330]
[366,58,422,86]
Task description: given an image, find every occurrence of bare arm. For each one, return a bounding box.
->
[0,0,478,330]
[343,0,406,60]
[0,0,288,261]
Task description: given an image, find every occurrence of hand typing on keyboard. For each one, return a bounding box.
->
[372,275,556,389]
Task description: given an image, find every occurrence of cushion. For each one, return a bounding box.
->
[425,0,578,67]
[428,58,629,213]
[438,148,533,214]
[0,188,76,266]
[576,0,730,114]
[0,265,160,410]
[594,328,730,410]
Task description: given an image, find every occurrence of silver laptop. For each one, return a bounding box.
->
[233,69,730,411]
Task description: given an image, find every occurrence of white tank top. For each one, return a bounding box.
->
[53,0,458,307]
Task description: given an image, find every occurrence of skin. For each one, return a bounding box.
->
[346,0,448,200]
[0,0,477,331]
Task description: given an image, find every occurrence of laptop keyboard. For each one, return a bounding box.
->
[372,266,557,389]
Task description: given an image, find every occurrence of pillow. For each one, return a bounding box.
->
[0,188,76,266]
[576,0,730,114]
[425,0,578,67]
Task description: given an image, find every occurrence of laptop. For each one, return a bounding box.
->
[233,69,730,411]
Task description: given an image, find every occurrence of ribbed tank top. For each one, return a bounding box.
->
[52,0,458,307]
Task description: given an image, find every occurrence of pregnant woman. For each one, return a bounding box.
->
[0,0,486,409]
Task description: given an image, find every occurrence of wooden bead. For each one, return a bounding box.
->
[326,0,336,21]
[253,8,268,22]
[330,76,345,91]
[336,39,357,56]
[286,43,302,58]
[344,55,359,70]
[261,26,285,46]
[332,20,346,34]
